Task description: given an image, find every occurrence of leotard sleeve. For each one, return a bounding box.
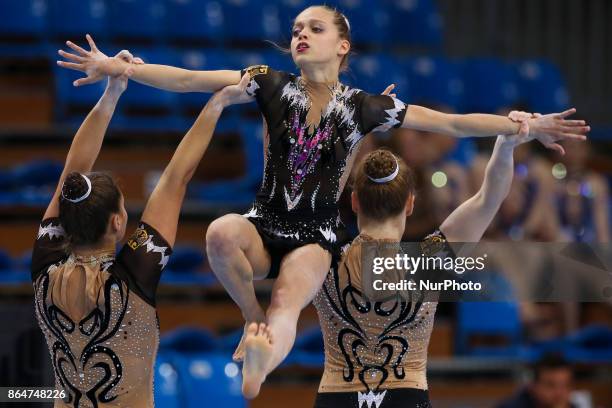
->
[357,92,408,135]
[111,222,173,307]
[31,218,68,281]
[240,65,290,123]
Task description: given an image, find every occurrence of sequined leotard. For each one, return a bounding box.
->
[31,218,172,408]
[241,66,408,278]
[312,230,452,408]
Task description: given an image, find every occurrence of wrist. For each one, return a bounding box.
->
[208,93,228,111]
[105,57,129,76]
[497,134,518,149]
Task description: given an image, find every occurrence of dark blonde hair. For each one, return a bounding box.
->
[353,150,416,220]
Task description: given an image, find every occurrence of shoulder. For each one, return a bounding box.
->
[421,229,452,257]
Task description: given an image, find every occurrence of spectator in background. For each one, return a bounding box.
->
[391,104,475,240]
[472,108,560,242]
[555,140,610,243]
[497,354,578,408]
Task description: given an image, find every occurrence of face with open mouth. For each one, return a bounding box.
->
[290,7,350,71]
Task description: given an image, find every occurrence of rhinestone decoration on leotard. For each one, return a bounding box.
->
[242,67,408,250]
[313,231,451,393]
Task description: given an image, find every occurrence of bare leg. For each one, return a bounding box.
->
[241,244,331,398]
[206,214,271,360]
[241,322,273,398]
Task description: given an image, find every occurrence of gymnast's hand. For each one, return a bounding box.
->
[57,34,143,86]
[523,108,589,155]
[381,84,397,98]
[213,73,254,107]
[499,121,533,147]
[105,64,131,97]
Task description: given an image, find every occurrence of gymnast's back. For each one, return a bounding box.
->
[312,230,451,394]
[31,218,172,407]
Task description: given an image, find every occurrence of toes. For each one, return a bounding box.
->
[258,322,266,336]
[247,322,259,336]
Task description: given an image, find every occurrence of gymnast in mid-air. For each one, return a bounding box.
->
[57,5,588,398]
[31,55,251,407]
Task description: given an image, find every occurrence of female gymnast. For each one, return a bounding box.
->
[31,64,250,407]
[312,122,534,408]
[56,6,588,399]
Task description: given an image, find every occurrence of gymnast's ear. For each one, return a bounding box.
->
[351,190,359,214]
[110,213,122,234]
[405,193,415,217]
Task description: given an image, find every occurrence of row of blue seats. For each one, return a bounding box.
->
[156,321,612,381]
[0,115,264,208]
[152,320,612,406]
[52,48,570,127]
[0,0,442,49]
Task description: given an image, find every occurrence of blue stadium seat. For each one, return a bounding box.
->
[176,49,230,115]
[159,328,243,407]
[171,353,245,407]
[154,352,183,408]
[107,0,166,41]
[114,48,182,129]
[0,0,47,38]
[12,160,63,188]
[166,245,205,272]
[400,55,463,111]
[461,58,520,113]
[0,0,48,57]
[348,54,411,101]
[515,59,570,113]
[160,327,219,353]
[333,0,390,47]
[162,245,216,285]
[383,0,443,48]
[229,49,295,74]
[285,325,324,368]
[223,0,284,44]
[531,325,612,363]
[0,250,12,270]
[54,60,108,124]
[456,301,525,357]
[277,0,309,30]
[165,0,225,44]
[0,250,30,285]
[188,120,262,207]
[47,0,108,39]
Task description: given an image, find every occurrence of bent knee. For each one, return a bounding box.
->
[205,214,247,256]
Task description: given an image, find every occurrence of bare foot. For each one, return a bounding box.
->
[242,322,273,399]
[232,323,248,362]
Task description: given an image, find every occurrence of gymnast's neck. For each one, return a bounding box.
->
[357,213,406,242]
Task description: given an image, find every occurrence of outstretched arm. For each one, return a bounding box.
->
[141,74,253,247]
[43,71,128,221]
[402,105,589,154]
[439,122,532,242]
[57,35,241,92]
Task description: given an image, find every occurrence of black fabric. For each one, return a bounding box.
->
[31,218,172,307]
[246,214,348,280]
[31,218,69,281]
[314,388,431,408]
[112,222,173,306]
[238,65,408,274]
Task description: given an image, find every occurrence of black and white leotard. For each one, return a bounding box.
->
[241,66,408,278]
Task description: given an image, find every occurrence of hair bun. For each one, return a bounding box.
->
[364,150,398,181]
[61,172,89,202]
